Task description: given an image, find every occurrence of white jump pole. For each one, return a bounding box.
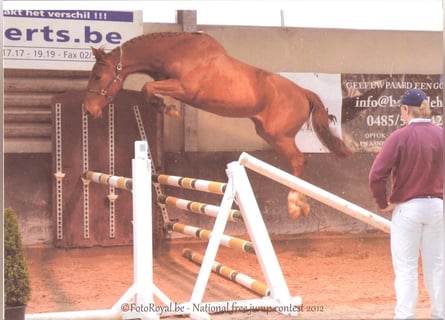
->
[238,152,391,233]
[131,141,157,319]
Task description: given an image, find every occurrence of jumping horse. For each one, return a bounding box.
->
[83,31,352,220]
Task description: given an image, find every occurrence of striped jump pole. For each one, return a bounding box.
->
[165,222,255,254]
[153,174,226,194]
[238,152,391,233]
[182,248,270,297]
[82,171,132,191]
[158,195,243,222]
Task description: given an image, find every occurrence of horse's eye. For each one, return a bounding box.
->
[94,75,102,81]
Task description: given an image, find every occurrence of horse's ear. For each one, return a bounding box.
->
[91,46,106,61]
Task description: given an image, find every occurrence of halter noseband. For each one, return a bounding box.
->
[87,46,123,101]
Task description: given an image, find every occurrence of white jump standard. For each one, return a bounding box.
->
[27,141,159,320]
[156,160,301,318]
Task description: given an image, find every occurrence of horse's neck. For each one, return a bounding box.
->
[120,33,187,74]
[120,41,152,74]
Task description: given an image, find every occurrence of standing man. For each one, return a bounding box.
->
[369,88,443,319]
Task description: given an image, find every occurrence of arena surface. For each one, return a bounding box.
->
[25,232,432,319]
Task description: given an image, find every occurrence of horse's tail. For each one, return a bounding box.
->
[306,90,353,158]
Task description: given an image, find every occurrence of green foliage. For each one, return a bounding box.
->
[4,208,31,306]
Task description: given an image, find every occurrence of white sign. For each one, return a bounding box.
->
[3,10,143,70]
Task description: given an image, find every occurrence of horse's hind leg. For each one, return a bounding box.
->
[252,119,310,219]
[275,138,311,220]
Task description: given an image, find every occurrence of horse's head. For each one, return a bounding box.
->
[83,47,124,118]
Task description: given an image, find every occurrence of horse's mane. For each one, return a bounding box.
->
[125,31,204,46]
[106,32,206,59]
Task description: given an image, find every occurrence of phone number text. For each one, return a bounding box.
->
[366,114,443,127]
[4,46,94,62]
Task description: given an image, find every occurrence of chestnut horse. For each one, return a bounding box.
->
[83,31,352,219]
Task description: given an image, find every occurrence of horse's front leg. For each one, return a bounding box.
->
[141,81,180,117]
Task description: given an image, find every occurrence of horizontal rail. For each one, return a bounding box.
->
[4,109,52,123]
[238,152,391,233]
[153,174,226,194]
[83,172,228,195]
[182,248,269,297]
[165,222,255,254]
[4,123,51,138]
[82,171,132,191]
[158,195,243,222]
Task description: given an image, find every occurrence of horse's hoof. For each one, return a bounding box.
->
[288,202,310,220]
[289,211,300,220]
[288,205,301,220]
[301,202,311,217]
[166,105,180,118]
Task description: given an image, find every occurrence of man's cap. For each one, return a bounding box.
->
[397,88,427,107]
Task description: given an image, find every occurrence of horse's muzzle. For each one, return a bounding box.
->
[82,104,102,118]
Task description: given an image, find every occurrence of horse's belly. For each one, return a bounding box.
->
[193,94,262,117]
[191,79,264,117]
[179,56,269,117]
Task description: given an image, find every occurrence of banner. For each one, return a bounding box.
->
[281,73,443,153]
[341,74,443,152]
[3,10,143,70]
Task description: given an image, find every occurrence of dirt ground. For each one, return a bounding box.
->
[24,232,433,319]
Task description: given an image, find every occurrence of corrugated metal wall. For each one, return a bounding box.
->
[4,69,89,153]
